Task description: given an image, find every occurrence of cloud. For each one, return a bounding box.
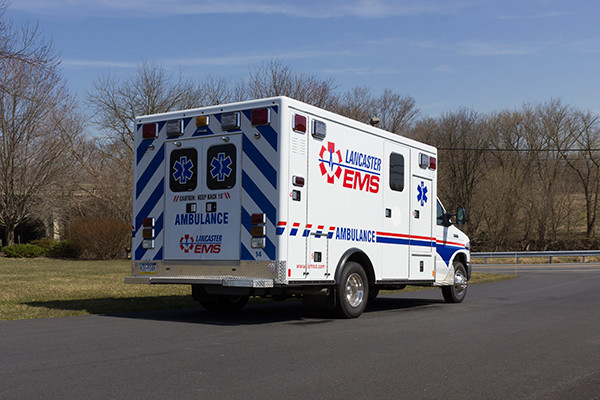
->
[62,59,138,68]
[11,0,477,19]
[497,11,571,20]
[62,48,356,69]
[458,40,540,56]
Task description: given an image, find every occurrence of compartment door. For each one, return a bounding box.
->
[409,175,434,280]
[163,135,242,261]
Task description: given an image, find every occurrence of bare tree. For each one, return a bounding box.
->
[246,59,339,109]
[374,89,419,134]
[0,17,78,245]
[85,61,209,223]
[336,87,418,134]
[410,108,488,235]
[556,110,600,237]
[87,60,203,152]
[336,86,375,123]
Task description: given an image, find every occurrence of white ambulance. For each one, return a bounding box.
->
[126,96,470,318]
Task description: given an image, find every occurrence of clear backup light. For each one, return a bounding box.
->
[142,123,157,139]
[251,237,266,249]
[251,108,270,126]
[312,120,327,139]
[221,112,240,131]
[166,119,182,138]
[419,153,430,169]
[293,114,306,133]
[142,240,155,249]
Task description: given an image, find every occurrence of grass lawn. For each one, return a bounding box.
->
[0,257,513,321]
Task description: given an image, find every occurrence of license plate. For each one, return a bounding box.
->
[139,262,157,274]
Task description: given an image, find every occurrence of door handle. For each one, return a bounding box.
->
[385,208,392,218]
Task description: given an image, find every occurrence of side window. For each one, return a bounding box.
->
[170,148,198,192]
[207,143,236,190]
[437,199,444,225]
[389,153,404,192]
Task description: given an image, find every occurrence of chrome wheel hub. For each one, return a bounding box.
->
[345,272,365,308]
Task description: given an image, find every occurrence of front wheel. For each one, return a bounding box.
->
[441,261,468,303]
[335,262,368,318]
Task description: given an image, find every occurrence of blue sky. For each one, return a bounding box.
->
[7,0,600,116]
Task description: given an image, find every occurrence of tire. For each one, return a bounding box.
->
[192,285,249,312]
[368,286,380,302]
[335,261,368,318]
[441,261,468,303]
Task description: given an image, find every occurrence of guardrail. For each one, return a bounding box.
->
[471,250,600,264]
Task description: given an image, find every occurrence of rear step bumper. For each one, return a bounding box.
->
[125,276,275,288]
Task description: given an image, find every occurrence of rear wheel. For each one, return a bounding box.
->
[335,262,368,318]
[441,261,468,303]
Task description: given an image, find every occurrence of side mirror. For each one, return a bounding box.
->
[441,213,452,227]
[456,206,466,226]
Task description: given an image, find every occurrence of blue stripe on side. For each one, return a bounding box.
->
[155,212,164,236]
[134,243,146,260]
[265,237,275,259]
[377,236,433,248]
[137,139,154,165]
[377,237,410,245]
[135,178,165,234]
[241,207,252,236]
[436,243,463,265]
[242,135,277,189]
[256,125,278,151]
[153,248,163,261]
[241,244,254,261]
[136,143,165,199]
[242,171,276,225]
[276,227,285,235]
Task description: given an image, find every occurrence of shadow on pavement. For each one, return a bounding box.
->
[25,293,444,326]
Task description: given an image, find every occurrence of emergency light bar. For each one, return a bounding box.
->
[419,153,437,170]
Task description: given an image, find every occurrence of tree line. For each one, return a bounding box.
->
[0,6,598,255]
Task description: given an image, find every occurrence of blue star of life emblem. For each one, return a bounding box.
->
[417,181,428,206]
[210,152,233,182]
[173,155,194,184]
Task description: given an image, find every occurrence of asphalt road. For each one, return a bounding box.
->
[2,264,600,400]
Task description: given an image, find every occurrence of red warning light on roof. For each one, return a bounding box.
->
[293,114,306,133]
[251,108,271,126]
[142,123,157,139]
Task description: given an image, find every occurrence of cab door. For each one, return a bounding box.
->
[163,135,242,261]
